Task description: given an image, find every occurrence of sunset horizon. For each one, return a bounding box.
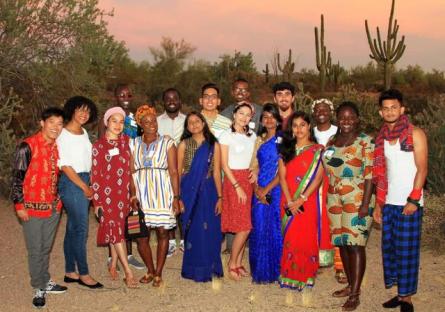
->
[99,0,445,71]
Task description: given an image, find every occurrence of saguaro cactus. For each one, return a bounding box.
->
[277,49,295,81]
[262,64,270,83]
[315,14,332,94]
[365,0,406,90]
[327,61,343,91]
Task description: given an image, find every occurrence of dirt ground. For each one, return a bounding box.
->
[1,198,444,312]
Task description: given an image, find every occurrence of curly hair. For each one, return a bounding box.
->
[63,96,98,124]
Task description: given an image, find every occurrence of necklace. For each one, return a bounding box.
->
[295,143,313,156]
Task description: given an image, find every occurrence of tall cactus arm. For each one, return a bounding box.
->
[315,27,321,69]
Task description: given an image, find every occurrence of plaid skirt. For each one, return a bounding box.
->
[382,204,422,296]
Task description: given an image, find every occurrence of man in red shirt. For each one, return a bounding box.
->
[11,107,67,309]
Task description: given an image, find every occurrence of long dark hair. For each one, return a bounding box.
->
[180,111,217,146]
[280,111,315,163]
[231,103,253,137]
[257,103,282,136]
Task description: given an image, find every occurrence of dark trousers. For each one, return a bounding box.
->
[59,173,90,275]
[22,209,60,289]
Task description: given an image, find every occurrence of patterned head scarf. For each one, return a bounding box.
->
[135,104,157,125]
[311,98,334,113]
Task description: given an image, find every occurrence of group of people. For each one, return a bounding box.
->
[12,79,427,312]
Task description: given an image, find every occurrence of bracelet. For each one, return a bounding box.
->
[406,196,421,209]
[174,195,181,200]
[130,195,137,202]
[217,195,223,199]
[299,193,308,201]
[409,189,422,201]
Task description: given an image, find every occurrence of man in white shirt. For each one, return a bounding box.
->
[157,88,186,256]
[312,98,338,146]
[157,88,186,146]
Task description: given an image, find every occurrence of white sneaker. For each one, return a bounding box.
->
[167,241,177,257]
[179,240,185,252]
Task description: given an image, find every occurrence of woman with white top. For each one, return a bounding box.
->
[57,96,103,289]
[219,103,256,281]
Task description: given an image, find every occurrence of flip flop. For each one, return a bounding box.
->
[139,273,154,284]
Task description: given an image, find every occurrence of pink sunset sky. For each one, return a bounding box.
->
[99,0,445,71]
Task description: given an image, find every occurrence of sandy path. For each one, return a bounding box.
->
[1,199,444,312]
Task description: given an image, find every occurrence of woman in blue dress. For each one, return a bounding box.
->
[249,103,283,283]
[177,111,224,282]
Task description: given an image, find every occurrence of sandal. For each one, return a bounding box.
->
[123,276,139,289]
[228,267,241,281]
[152,276,162,288]
[139,273,154,284]
[332,286,351,298]
[237,265,249,277]
[108,266,118,280]
[342,293,360,311]
[335,270,348,284]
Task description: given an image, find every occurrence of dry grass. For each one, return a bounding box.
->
[422,194,445,254]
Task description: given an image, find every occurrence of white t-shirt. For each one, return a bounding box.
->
[314,124,338,146]
[219,129,257,169]
[157,112,186,146]
[57,128,92,173]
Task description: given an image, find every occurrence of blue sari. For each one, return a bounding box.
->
[181,142,223,282]
[249,135,283,283]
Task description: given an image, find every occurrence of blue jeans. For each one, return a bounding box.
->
[59,172,90,275]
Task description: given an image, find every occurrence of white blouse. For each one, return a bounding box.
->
[219,129,257,169]
[56,128,92,173]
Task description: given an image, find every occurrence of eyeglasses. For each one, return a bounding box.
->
[118,93,133,98]
[234,88,249,93]
[202,94,218,100]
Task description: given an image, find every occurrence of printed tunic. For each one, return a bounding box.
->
[323,133,375,246]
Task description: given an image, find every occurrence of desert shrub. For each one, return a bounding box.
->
[412,95,445,194]
[0,88,23,196]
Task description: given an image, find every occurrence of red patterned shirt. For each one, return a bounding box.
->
[11,132,62,218]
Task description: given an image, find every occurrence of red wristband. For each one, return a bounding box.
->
[409,189,422,201]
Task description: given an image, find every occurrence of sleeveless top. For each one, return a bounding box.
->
[183,138,214,175]
[384,139,424,206]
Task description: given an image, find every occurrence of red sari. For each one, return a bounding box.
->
[279,144,331,290]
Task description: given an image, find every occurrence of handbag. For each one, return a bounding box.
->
[125,208,149,240]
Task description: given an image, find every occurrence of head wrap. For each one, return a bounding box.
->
[103,106,126,126]
[135,104,157,125]
[311,98,334,112]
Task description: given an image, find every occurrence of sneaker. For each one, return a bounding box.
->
[179,240,185,252]
[167,242,176,257]
[45,279,67,294]
[32,289,46,309]
[127,255,145,270]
